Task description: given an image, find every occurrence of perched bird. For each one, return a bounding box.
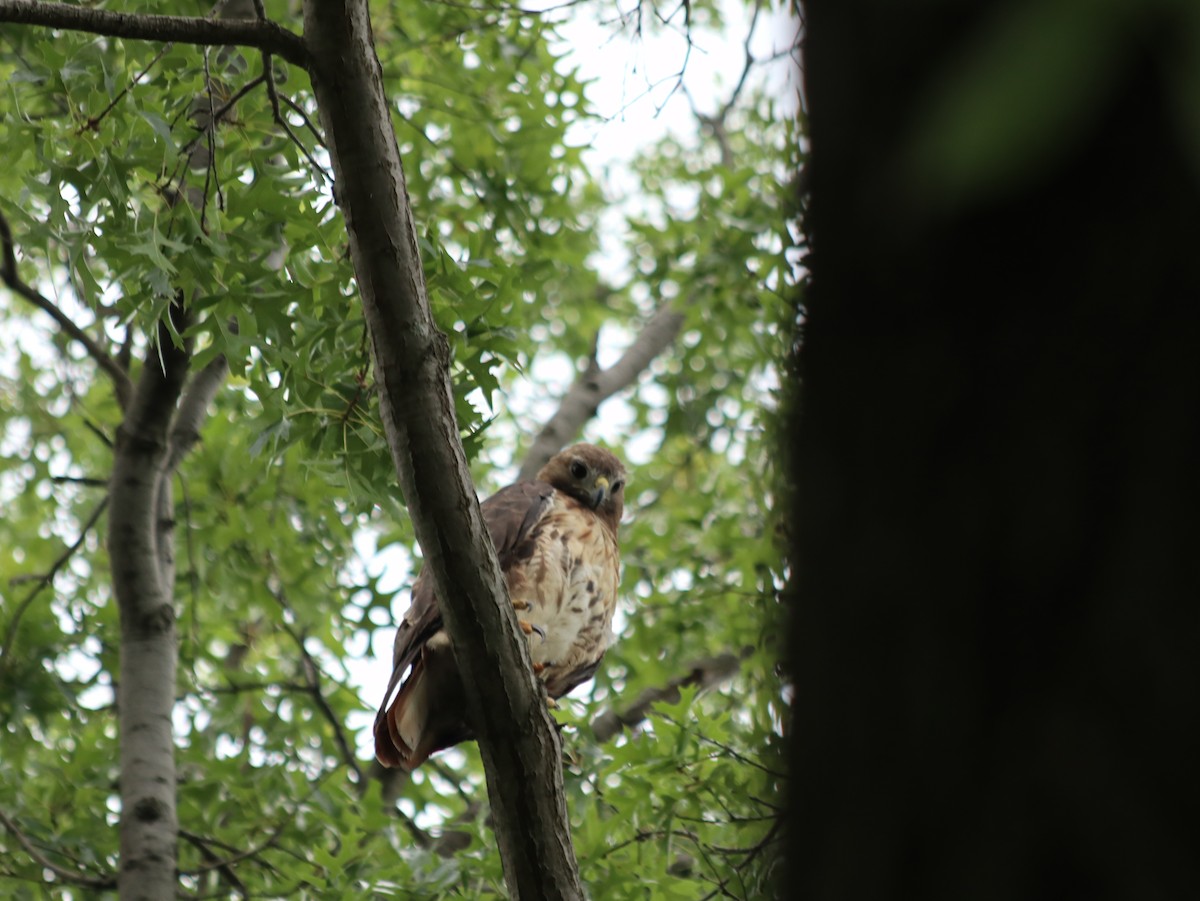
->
[374,443,627,770]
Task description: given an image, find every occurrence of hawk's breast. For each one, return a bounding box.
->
[507,495,620,696]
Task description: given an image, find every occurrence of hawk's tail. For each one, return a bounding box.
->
[373,640,470,770]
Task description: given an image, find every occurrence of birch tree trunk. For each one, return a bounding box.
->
[108,312,192,900]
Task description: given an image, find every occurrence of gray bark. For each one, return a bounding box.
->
[109,312,192,901]
[301,1,585,897]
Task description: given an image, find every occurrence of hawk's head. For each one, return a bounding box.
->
[538,444,627,531]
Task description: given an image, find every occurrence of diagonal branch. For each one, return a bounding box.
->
[279,94,327,149]
[178,830,249,898]
[0,208,133,409]
[590,648,749,742]
[0,0,309,67]
[0,809,117,890]
[688,0,781,169]
[262,54,332,184]
[518,301,684,481]
[0,496,109,668]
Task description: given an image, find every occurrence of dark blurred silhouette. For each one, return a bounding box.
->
[786,2,1200,897]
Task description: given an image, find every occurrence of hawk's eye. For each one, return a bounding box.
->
[611,480,624,493]
[570,460,588,479]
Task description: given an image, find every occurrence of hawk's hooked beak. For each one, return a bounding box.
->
[590,476,610,509]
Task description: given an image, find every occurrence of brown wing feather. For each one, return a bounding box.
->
[373,479,556,767]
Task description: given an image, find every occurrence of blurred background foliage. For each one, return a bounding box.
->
[0,0,800,897]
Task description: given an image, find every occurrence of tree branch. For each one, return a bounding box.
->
[518,301,684,481]
[0,809,117,890]
[302,1,584,897]
[590,649,749,742]
[166,352,229,478]
[0,0,309,68]
[0,207,133,409]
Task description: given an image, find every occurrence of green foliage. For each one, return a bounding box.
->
[0,1,799,897]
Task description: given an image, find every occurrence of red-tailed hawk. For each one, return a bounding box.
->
[374,444,627,769]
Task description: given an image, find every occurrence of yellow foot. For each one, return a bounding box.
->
[532,662,546,675]
[512,599,530,611]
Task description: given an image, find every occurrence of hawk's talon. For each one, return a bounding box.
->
[517,620,547,642]
[512,599,530,611]
[532,662,546,675]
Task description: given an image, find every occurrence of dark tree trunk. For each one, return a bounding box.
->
[301,2,585,897]
[788,3,1200,898]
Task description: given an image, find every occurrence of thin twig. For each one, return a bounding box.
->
[657,713,786,779]
[717,0,763,122]
[178,768,337,886]
[50,475,107,486]
[0,496,108,666]
[392,808,433,849]
[199,48,225,227]
[80,416,114,448]
[264,563,365,785]
[278,94,326,149]
[695,816,783,901]
[262,55,331,184]
[427,758,479,811]
[425,0,591,15]
[83,40,174,132]
[598,827,700,859]
[652,4,693,116]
